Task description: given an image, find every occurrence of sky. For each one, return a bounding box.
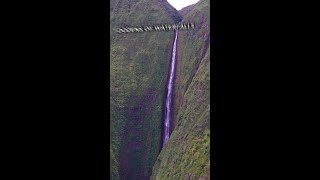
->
[167,0,200,10]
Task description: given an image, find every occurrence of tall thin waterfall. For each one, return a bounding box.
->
[163,30,178,147]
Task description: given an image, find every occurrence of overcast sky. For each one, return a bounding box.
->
[167,0,200,10]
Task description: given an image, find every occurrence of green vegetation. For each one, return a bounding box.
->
[110,0,210,179]
[151,0,211,179]
[110,0,181,179]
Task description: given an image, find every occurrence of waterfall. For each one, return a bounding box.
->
[163,30,178,147]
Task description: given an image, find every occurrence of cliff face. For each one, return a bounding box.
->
[110,1,181,179]
[179,4,196,18]
[151,0,210,179]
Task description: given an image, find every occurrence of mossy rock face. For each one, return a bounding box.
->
[110,0,181,179]
[151,0,211,179]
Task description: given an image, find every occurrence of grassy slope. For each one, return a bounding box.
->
[151,0,210,179]
[110,0,181,179]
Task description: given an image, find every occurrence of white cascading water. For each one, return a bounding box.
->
[163,30,178,147]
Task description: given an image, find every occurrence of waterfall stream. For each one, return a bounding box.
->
[163,30,178,147]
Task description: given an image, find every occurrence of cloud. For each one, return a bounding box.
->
[167,0,200,10]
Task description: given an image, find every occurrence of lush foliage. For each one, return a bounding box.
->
[151,0,211,179]
[110,0,181,179]
[110,0,210,179]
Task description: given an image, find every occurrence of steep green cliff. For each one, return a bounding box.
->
[110,0,181,179]
[151,0,210,179]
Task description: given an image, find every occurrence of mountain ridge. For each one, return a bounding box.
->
[151,0,210,179]
[110,0,182,179]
